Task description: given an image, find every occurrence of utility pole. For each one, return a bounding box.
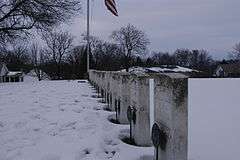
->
[86,0,90,76]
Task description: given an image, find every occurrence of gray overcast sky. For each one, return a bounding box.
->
[66,0,240,59]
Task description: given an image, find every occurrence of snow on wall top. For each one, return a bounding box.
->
[120,66,199,75]
[147,66,198,73]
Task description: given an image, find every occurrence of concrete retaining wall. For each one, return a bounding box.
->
[89,70,188,158]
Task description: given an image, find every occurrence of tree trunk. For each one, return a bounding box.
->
[125,55,130,72]
[57,63,61,80]
[125,50,131,72]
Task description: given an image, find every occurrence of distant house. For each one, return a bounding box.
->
[214,63,240,77]
[0,63,24,83]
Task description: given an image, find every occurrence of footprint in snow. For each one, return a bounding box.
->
[104,137,119,146]
[93,106,102,111]
[138,155,155,160]
[75,148,92,159]
[72,108,83,113]
[74,100,81,103]
[59,107,65,112]
[41,154,61,160]
[29,114,41,120]
[0,122,4,128]
[60,121,77,131]
[104,149,116,159]
[14,121,27,129]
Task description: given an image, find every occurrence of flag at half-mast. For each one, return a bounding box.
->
[105,0,118,16]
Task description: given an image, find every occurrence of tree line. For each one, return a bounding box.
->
[1,24,240,80]
[1,0,240,80]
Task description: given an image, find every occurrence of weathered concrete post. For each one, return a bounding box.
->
[110,72,120,111]
[103,71,110,103]
[115,73,122,120]
[108,72,114,111]
[105,72,111,108]
[116,72,132,124]
[100,71,106,102]
[152,73,188,160]
[129,73,152,146]
[95,71,101,96]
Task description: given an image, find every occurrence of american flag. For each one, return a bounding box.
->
[105,0,118,16]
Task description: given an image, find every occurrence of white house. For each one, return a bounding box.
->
[0,63,24,83]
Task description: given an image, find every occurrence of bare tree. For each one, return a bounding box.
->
[111,24,150,71]
[0,0,81,42]
[29,43,45,81]
[43,31,73,79]
[82,34,102,51]
[174,48,192,67]
[67,45,86,79]
[229,42,240,60]
[0,42,30,71]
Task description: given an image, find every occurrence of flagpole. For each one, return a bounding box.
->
[87,0,90,76]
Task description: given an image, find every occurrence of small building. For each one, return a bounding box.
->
[25,69,50,81]
[0,63,24,83]
[214,63,240,78]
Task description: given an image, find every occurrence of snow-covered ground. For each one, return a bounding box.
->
[188,78,240,160]
[1,79,239,160]
[0,81,153,160]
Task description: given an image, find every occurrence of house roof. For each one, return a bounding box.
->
[7,71,23,76]
[219,63,240,74]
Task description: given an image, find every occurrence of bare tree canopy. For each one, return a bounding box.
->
[230,42,240,60]
[111,24,150,71]
[29,43,45,81]
[0,0,81,42]
[111,24,150,57]
[43,30,73,79]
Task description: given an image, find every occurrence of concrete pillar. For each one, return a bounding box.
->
[110,72,121,112]
[115,73,123,120]
[117,72,132,124]
[153,73,188,160]
[129,74,152,146]
[101,72,107,102]
[97,72,102,97]
[104,72,111,103]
